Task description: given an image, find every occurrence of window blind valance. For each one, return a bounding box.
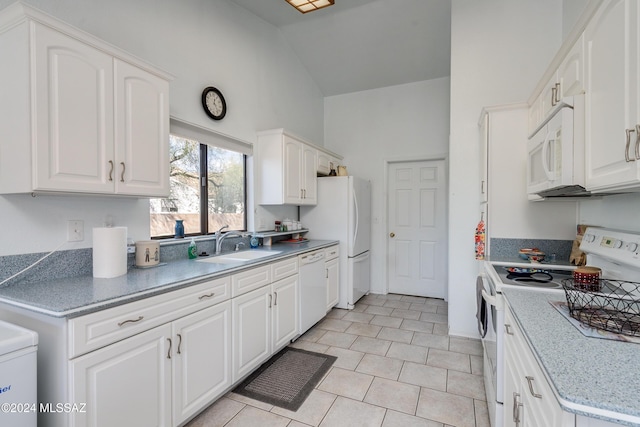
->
[170,117,253,155]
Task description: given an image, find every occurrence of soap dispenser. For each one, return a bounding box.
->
[188,238,198,259]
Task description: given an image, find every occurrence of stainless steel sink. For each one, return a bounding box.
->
[197,250,282,264]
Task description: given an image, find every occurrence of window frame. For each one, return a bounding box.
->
[151,137,248,239]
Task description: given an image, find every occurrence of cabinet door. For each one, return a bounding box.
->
[585,0,640,191]
[283,136,303,204]
[271,275,299,351]
[301,145,318,204]
[541,72,559,119]
[33,23,115,193]
[559,34,584,98]
[172,301,231,426]
[232,286,271,382]
[69,324,172,427]
[114,59,170,197]
[480,112,489,203]
[503,344,521,427]
[326,258,339,311]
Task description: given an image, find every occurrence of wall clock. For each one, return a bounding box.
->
[201,86,227,120]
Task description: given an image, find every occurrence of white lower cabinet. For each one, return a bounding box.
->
[172,301,231,426]
[70,301,232,427]
[0,252,310,427]
[503,307,574,426]
[325,245,340,311]
[70,324,172,427]
[271,275,299,351]
[232,285,272,383]
[232,274,299,383]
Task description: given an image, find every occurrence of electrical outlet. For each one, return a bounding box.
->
[67,220,84,242]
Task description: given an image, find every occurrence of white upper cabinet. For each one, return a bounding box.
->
[32,23,115,194]
[558,34,585,100]
[584,0,640,192]
[114,59,170,196]
[317,150,341,176]
[0,4,171,197]
[529,35,585,135]
[256,129,326,206]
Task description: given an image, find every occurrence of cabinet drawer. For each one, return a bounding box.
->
[69,276,230,358]
[271,257,298,282]
[231,265,271,297]
[325,245,339,260]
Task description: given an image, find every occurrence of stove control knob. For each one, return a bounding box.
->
[584,233,596,243]
[628,242,639,252]
[614,240,623,249]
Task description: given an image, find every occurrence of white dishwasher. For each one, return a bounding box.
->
[298,249,327,334]
[0,320,38,427]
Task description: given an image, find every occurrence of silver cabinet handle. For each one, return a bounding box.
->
[118,316,144,327]
[526,376,542,398]
[167,338,172,359]
[513,392,520,423]
[273,291,278,306]
[551,86,557,107]
[120,162,126,182]
[108,160,114,181]
[625,129,636,162]
[554,82,561,103]
[504,324,514,335]
[269,293,272,308]
[177,333,182,355]
[635,125,640,160]
[198,293,215,300]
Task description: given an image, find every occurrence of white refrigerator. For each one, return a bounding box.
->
[300,176,371,309]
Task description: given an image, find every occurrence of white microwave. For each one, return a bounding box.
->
[526,95,586,199]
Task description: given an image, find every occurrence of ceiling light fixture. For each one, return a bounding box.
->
[285,0,335,14]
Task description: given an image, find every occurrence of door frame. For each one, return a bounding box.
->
[383,154,449,299]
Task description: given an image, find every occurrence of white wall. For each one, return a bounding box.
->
[324,78,450,295]
[0,0,322,255]
[578,194,640,233]
[449,0,563,337]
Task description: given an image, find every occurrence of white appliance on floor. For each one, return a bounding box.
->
[0,320,38,427]
[301,176,371,309]
[298,249,327,333]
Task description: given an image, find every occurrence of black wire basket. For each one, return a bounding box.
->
[561,278,640,337]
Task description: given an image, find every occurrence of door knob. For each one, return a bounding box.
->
[389,232,395,238]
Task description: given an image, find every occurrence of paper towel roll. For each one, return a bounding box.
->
[93,227,127,278]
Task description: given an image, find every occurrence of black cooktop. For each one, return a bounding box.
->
[497,267,574,289]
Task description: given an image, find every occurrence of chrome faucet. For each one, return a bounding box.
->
[214,225,229,241]
[215,228,245,254]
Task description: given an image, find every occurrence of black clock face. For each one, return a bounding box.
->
[202,87,226,120]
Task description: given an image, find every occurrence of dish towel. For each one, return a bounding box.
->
[475,219,486,260]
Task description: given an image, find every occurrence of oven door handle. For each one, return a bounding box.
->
[481,289,503,309]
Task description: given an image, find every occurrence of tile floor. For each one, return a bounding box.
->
[186,293,490,427]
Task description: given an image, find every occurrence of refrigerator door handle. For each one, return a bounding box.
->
[353,187,359,247]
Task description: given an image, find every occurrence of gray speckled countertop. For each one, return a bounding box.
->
[503,289,640,426]
[0,240,337,318]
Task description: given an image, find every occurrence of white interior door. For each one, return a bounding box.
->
[388,160,447,298]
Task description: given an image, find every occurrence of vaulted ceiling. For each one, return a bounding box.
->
[228,0,451,96]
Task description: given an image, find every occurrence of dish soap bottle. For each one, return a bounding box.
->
[188,238,198,259]
[250,235,259,249]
